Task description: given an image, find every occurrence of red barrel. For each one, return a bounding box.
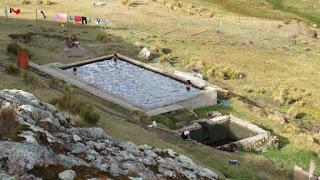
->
[17,50,29,68]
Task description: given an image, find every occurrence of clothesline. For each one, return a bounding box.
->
[2,7,111,27]
[37,10,112,28]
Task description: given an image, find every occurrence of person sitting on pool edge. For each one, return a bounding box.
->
[185,80,192,91]
[72,67,77,76]
[112,53,118,62]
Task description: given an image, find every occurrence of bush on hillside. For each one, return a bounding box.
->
[21,0,32,5]
[96,32,110,42]
[206,66,246,80]
[273,87,311,106]
[35,0,55,5]
[159,54,178,65]
[7,42,22,55]
[5,64,21,75]
[22,71,46,87]
[23,71,37,85]
[51,95,100,125]
[185,58,206,71]
[63,83,73,93]
[121,0,135,6]
[48,77,60,88]
[129,110,149,123]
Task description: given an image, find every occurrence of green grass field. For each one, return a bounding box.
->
[1,0,320,178]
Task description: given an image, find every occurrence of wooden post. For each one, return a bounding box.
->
[219,16,222,42]
[4,0,8,22]
[35,8,38,22]
[67,11,69,24]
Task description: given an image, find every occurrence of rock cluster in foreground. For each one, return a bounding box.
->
[0,89,218,180]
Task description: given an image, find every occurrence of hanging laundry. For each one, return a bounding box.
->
[55,13,67,20]
[75,16,82,23]
[10,8,21,15]
[69,15,75,21]
[4,7,8,16]
[40,11,47,20]
[81,16,87,24]
[87,17,92,24]
[96,18,101,24]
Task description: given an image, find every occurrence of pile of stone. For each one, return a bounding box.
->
[207,111,222,119]
[0,89,218,179]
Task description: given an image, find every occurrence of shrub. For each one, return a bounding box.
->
[313,133,320,144]
[22,71,37,85]
[44,0,56,5]
[129,110,149,123]
[159,54,177,65]
[151,115,177,129]
[48,77,60,88]
[7,42,22,55]
[63,83,73,92]
[21,0,31,4]
[80,106,100,125]
[5,64,21,75]
[22,71,46,87]
[96,32,110,42]
[51,95,100,125]
[72,115,85,126]
[0,106,21,139]
[121,0,130,5]
[206,66,246,80]
[150,43,162,53]
[185,58,206,71]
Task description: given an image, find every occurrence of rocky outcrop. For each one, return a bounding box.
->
[0,89,219,179]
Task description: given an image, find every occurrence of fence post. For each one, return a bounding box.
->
[67,11,69,24]
[219,16,222,42]
[35,8,38,22]
[4,0,8,22]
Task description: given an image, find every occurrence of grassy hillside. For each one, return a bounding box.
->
[206,0,320,25]
[0,0,320,178]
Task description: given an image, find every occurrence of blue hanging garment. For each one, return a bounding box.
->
[69,15,74,21]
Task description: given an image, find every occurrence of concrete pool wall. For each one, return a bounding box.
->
[29,54,217,116]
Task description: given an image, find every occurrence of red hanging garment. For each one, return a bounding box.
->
[10,8,21,15]
[74,16,82,22]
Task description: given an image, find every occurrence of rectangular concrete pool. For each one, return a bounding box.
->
[64,57,201,109]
